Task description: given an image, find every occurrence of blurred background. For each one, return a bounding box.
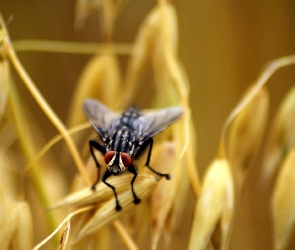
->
[1,1,295,249]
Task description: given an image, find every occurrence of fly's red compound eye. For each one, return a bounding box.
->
[104,151,116,164]
[121,153,131,167]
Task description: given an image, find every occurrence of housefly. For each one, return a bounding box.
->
[82,98,183,211]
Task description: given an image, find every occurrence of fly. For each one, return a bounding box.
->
[82,98,183,211]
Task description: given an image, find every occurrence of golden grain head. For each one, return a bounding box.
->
[227,86,269,189]
[57,223,70,250]
[0,202,19,249]
[272,149,295,250]
[121,2,181,108]
[0,52,9,121]
[149,141,178,248]
[189,158,234,250]
[68,54,121,129]
[72,174,158,244]
[261,85,295,187]
[49,174,157,210]
[0,201,33,250]
[74,0,117,34]
[4,1,295,249]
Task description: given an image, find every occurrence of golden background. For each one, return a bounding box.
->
[1,1,295,249]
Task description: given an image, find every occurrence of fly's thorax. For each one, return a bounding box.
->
[104,151,132,175]
[108,129,137,157]
[119,107,141,127]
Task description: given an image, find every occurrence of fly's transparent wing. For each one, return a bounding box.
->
[132,106,183,140]
[82,99,119,137]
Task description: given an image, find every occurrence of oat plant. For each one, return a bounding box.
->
[1,1,295,250]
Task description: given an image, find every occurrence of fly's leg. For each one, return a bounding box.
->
[89,140,106,190]
[127,164,141,204]
[102,170,122,211]
[136,138,171,180]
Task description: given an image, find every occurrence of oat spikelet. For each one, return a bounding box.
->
[68,54,121,129]
[0,201,33,250]
[261,85,295,187]
[149,141,178,249]
[188,158,234,250]
[73,175,158,243]
[227,87,269,190]
[75,0,119,38]
[49,175,154,210]
[0,49,9,121]
[0,15,91,186]
[272,149,295,250]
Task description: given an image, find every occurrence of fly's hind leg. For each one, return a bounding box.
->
[137,138,171,180]
[127,164,141,204]
[89,140,106,190]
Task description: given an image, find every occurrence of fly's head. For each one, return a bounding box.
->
[104,151,132,175]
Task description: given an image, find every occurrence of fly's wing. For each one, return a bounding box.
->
[132,106,183,141]
[82,99,119,138]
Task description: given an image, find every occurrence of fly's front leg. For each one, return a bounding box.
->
[137,138,171,180]
[102,170,121,211]
[89,140,106,190]
[127,164,141,204]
